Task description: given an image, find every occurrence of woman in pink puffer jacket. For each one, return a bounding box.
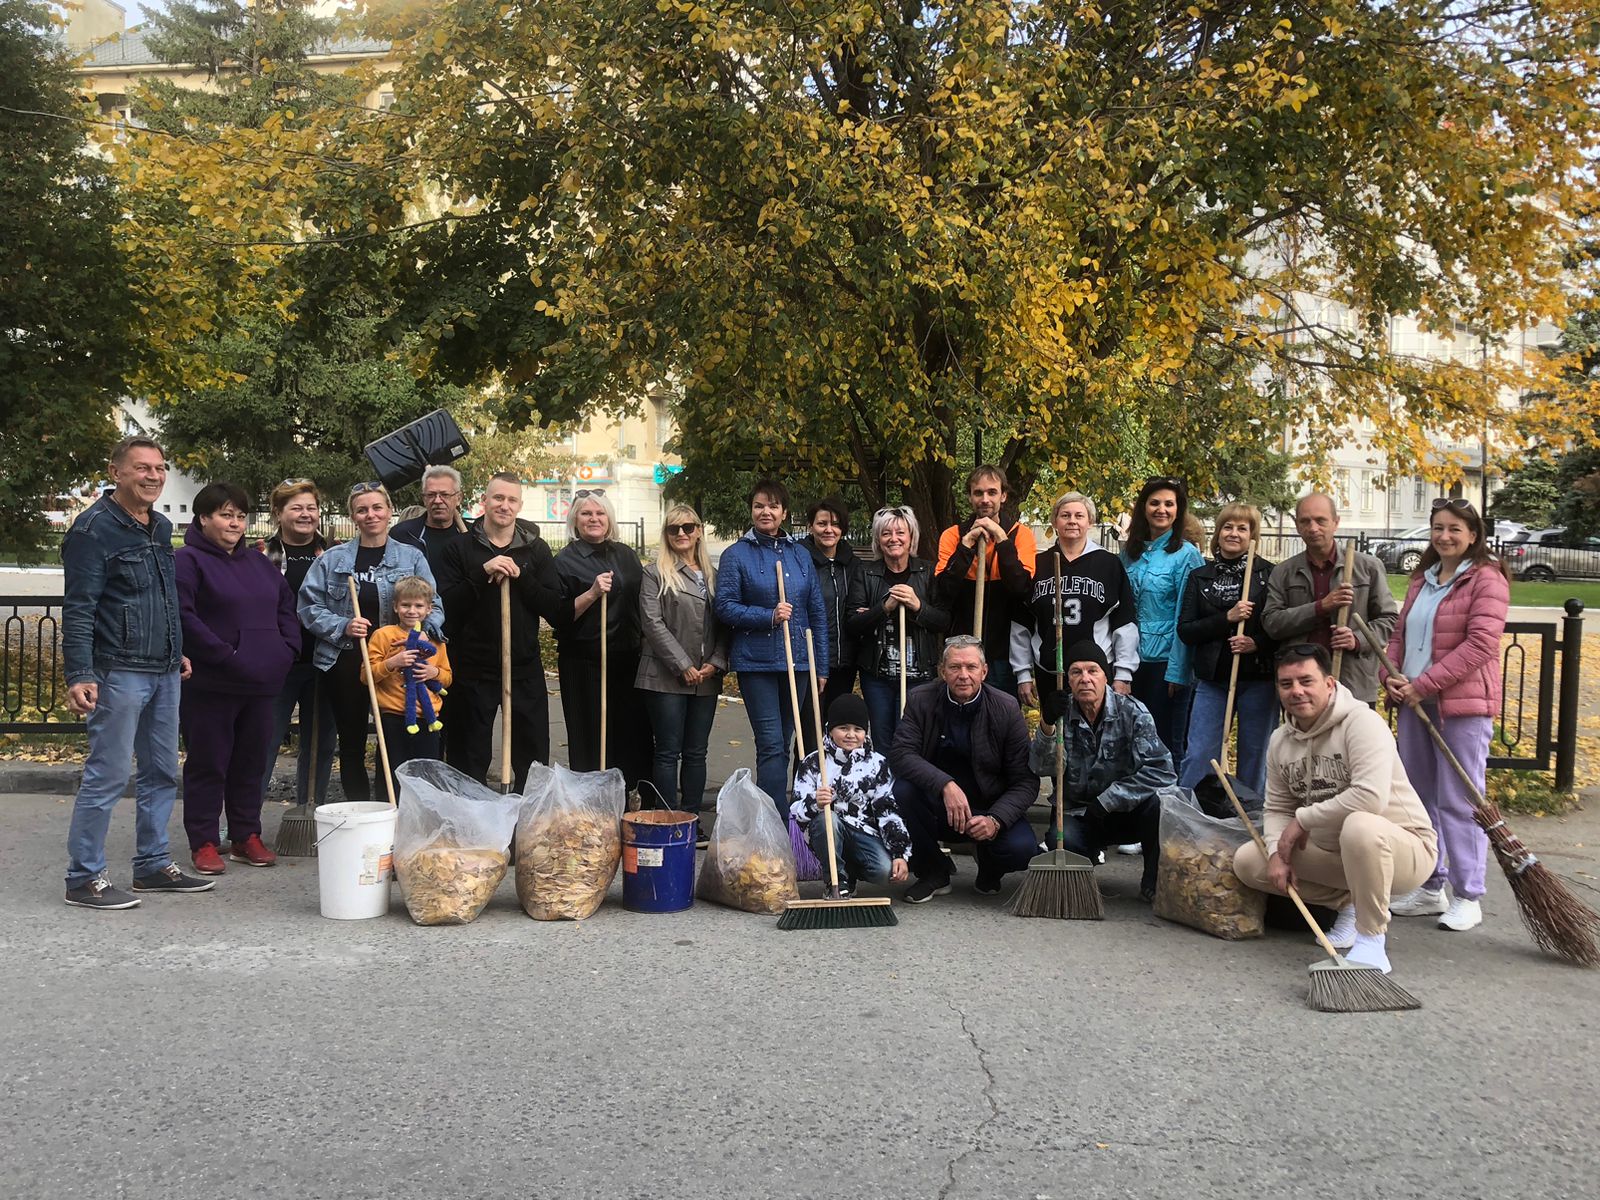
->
[1381,498,1509,934]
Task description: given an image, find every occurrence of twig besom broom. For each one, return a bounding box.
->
[776,622,897,930]
[1351,612,1600,967]
[1007,554,1102,919]
[1213,762,1421,1013]
[273,675,320,857]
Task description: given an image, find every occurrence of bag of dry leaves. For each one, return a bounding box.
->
[1152,787,1265,941]
[393,761,522,925]
[514,763,626,920]
[696,769,799,915]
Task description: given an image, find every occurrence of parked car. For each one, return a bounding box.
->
[1371,526,1433,575]
[1505,527,1600,582]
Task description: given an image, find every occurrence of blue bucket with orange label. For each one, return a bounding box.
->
[621,809,698,913]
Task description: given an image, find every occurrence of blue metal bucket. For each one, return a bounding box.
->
[621,809,698,913]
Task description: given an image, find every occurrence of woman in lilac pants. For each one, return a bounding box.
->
[1382,498,1509,934]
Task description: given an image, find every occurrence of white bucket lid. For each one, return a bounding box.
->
[313,802,396,828]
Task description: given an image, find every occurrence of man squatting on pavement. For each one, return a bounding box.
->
[1232,643,1439,974]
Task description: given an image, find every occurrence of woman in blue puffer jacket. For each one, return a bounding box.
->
[713,479,830,815]
[1121,475,1204,759]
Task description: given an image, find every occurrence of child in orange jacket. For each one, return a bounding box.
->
[363,576,454,799]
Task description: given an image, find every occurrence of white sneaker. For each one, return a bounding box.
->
[1327,905,1358,951]
[1344,932,1391,974]
[1114,843,1142,856]
[1390,886,1447,917]
[1438,897,1483,932]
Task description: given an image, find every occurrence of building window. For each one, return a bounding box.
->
[1361,472,1376,513]
[1335,470,1351,507]
[163,504,171,513]
[378,90,396,111]
[654,398,672,448]
[1413,476,1426,512]
[179,504,188,514]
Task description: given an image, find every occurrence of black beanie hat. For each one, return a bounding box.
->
[826,693,871,733]
[1064,640,1110,673]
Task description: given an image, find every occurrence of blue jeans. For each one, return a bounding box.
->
[642,689,719,813]
[858,672,905,748]
[806,810,894,885]
[738,670,804,818]
[1179,678,1277,795]
[986,656,1018,699]
[66,669,180,888]
[262,660,336,806]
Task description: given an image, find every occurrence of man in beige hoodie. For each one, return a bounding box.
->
[1234,643,1438,974]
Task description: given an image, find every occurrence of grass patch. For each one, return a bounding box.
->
[1386,574,1600,611]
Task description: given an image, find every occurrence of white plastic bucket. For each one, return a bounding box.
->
[314,802,398,920]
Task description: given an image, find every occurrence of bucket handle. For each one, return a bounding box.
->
[635,780,668,812]
[314,815,349,848]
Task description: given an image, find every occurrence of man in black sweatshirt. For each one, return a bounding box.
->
[436,474,568,790]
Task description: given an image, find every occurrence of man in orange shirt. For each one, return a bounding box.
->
[935,466,1037,698]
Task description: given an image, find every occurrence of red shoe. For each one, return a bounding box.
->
[193,843,227,875]
[229,834,277,868]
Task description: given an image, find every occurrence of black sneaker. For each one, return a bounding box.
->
[973,872,1003,896]
[65,875,141,910]
[694,820,712,850]
[131,864,217,894]
[903,877,953,904]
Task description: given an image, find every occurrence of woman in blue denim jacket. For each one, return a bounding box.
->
[298,482,443,803]
[1120,476,1204,760]
[712,479,829,815]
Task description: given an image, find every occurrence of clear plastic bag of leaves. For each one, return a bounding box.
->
[514,763,625,920]
[393,761,521,925]
[1152,786,1265,941]
[697,769,799,915]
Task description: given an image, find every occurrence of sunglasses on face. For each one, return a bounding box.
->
[666,522,700,536]
[1145,475,1183,490]
[348,482,386,500]
[574,488,607,499]
[280,477,314,487]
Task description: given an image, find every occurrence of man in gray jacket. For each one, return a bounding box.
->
[1261,493,1398,704]
[1049,641,1176,900]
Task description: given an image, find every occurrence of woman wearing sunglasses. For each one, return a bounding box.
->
[1120,475,1205,758]
[298,482,443,803]
[636,506,728,833]
[1383,498,1509,933]
[845,505,950,745]
[553,489,651,786]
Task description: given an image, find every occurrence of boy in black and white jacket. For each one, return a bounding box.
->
[790,695,912,896]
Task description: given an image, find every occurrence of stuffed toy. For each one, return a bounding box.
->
[402,624,446,734]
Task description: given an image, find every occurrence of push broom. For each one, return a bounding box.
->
[1213,763,1421,1012]
[273,676,320,856]
[1352,612,1600,967]
[1007,555,1102,919]
[776,623,896,931]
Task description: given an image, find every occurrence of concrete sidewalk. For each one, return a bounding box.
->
[3,740,1600,1197]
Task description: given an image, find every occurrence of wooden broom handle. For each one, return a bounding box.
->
[500,577,513,792]
[1349,612,1489,813]
[599,589,608,771]
[1053,554,1065,844]
[974,538,988,639]
[775,561,808,797]
[1218,541,1258,777]
[349,577,396,807]
[805,629,841,894]
[1331,543,1357,679]
[1212,760,1340,961]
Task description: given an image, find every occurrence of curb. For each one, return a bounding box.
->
[0,764,84,796]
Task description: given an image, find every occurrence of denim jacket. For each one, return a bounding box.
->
[297,537,443,671]
[1057,689,1176,814]
[61,495,182,684]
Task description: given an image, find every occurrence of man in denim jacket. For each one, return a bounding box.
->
[61,438,214,909]
[1043,640,1176,900]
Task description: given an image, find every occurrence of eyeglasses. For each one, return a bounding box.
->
[1431,497,1475,514]
[943,635,984,649]
[348,481,386,499]
[877,506,913,519]
[1145,475,1183,491]
[422,489,460,501]
[279,477,314,487]
[666,522,700,536]
[574,488,607,499]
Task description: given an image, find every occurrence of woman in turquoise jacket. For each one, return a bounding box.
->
[1120,475,1204,759]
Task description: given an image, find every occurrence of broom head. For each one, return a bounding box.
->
[1475,799,1600,967]
[777,895,897,930]
[273,804,317,858]
[1307,957,1421,1012]
[1006,847,1103,920]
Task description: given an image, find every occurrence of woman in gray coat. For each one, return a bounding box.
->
[637,505,729,831]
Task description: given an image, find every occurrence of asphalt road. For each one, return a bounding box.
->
[3,766,1599,1200]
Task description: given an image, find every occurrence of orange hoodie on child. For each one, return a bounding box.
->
[362,624,454,718]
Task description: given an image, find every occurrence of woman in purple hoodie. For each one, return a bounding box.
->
[175,482,300,876]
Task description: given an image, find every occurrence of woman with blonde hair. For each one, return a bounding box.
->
[258,479,334,811]
[552,490,650,784]
[844,505,949,745]
[636,505,728,830]
[1175,502,1277,793]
